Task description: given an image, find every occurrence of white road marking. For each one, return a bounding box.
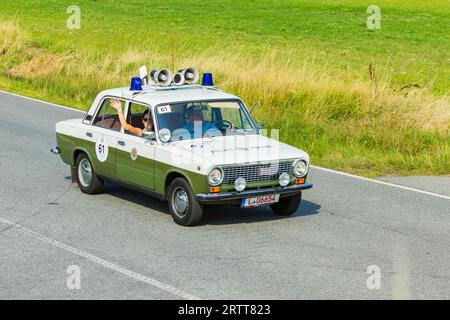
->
[0,89,84,113]
[0,216,201,300]
[311,165,450,200]
[1,89,448,200]
[391,244,411,299]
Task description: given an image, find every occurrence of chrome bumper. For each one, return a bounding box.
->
[196,182,313,203]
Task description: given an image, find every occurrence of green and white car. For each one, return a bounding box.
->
[52,82,313,226]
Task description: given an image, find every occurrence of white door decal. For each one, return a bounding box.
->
[95,135,109,162]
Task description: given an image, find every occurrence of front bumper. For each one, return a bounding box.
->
[50,146,60,155]
[196,182,313,204]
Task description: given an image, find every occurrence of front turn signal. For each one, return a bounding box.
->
[295,178,305,185]
[209,186,221,193]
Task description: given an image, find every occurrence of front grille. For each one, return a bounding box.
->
[222,160,293,185]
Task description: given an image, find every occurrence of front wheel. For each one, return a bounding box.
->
[167,177,204,226]
[75,153,104,194]
[270,192,301,216]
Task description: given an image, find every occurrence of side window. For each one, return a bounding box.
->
[93,98,124,132]
[127,103,152,134]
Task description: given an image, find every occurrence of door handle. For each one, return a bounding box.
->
[118,140,126,146]
[86,132,93,138]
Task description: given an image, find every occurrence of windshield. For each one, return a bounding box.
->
[155,100,257,141]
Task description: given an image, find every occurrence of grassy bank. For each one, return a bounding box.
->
[0,0,448,176]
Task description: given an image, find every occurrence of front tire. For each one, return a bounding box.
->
[75,153,104,194]
[167,177,204,226]
[270,192,301,216]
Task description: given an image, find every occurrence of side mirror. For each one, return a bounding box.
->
[256,123,264,130]
[142,131,156,140]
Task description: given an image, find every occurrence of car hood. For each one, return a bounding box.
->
[170,134,309,166]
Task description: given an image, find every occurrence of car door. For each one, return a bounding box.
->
[85,97,123,178]
[115,101,156,190]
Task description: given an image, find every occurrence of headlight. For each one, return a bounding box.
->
[234,177,246,192]
[292,159,308,177]
[279,172,290,187]
[208,167,223,186]
[158,128,171,143]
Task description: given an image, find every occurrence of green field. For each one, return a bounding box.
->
[0,0,448,176]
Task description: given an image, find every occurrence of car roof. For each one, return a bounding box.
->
[100,85,241,106]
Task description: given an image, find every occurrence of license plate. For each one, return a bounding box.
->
[241,194,280,208]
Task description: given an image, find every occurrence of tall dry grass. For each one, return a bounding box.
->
[1,20,448,175]
[0,20,28,54]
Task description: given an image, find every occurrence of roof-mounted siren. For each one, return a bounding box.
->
[150,69,173,86]
[173,72,185,86]
[177,68,200,85]
[139,65,148,86]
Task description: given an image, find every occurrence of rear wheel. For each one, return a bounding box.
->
[167,177,204,226]
[270,192,301,216]
[75,153,103,194]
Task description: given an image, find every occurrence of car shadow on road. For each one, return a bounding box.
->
[201,199,321,225]
[102,182,320,226]
[102,183,170,214]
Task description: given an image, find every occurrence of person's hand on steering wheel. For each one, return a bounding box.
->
[220,120,235,130]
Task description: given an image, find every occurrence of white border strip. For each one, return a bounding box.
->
[312,165,450,200]
[0,89,84,113]
[0,216,200,300]
[1,89,448,200]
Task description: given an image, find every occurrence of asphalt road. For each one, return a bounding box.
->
[0,90,449,299]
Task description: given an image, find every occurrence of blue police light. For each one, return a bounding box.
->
[130,77,142,91]
[201,73,214,86]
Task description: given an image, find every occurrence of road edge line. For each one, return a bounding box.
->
[311,165,450,200]
[0,89,85,113]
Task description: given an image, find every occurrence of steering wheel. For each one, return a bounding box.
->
[217,120,233,129]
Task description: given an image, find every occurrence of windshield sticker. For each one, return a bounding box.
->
[95,136,109,162]
[157,105,172,114]
[130,147,138,161]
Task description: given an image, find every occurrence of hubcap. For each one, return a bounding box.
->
[78,159,92,187]
[172,187,189,218]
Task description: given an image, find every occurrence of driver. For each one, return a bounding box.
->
[110,99,153,136]
[181,105,221,137]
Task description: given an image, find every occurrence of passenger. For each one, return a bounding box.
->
[110,99,153,136]
[181,105,220,137]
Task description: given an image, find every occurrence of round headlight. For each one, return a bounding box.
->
[292,160,308,177]
[158,128,171,143]
[234,177,246,192]
[279,172,290,187]
[208,167,223,186]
